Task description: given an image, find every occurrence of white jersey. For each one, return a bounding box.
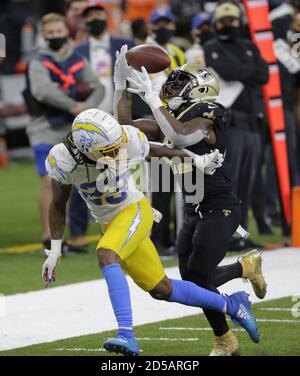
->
[46,125,149,224]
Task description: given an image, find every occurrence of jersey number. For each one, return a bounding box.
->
[79,177,127,206]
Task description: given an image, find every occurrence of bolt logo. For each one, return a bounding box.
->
[0,34,6,58]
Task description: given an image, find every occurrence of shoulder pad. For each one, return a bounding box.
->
[123,125,149,160]
[190,102,228,121]
[46,144,75,184]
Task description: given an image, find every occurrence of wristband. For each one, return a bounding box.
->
[115,81,127,91]
[149,95,163,111]
[51,239,62,255]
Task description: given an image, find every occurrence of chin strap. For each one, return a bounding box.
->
[168,96,219,111]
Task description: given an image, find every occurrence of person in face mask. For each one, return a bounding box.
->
[186,12,214,65]
[214,8,241,41]
[204,2,270,251]
[144,8,186,260]
[43,15,69,53]
[84,6,108,38]
[76,2,134,114]
[146,8,186,72]
[148,8,176,46]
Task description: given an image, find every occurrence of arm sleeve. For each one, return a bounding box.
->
[81,58,105,108]
[29,60,76,111]
[152,108,207,148]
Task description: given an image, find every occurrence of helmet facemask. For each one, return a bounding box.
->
[163,66,219,111]
[163,70,195,110]
[89,130,128,162]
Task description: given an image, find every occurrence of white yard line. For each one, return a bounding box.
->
[159,327,245,331]
[54,348,106,352]
[258,308,296,311]
[256,319,300,323]
[0,248,300,351]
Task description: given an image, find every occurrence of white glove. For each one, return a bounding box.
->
[42,249,61,288]
[193,149,224,175]
[114,44,133,90]
[127,66,162,110]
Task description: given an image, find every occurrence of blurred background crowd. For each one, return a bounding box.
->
[1,0,300,259]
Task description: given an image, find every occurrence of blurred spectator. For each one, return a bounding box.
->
[73,2,134,246]
[147,8,185,75]
[270,0,294,40]
[204,2,269,250]
[144,7,186,259]
[76,1,134,113]
[66,0,88,45]
[24,13,104,250]
[132,7,186,119]
[264,6,300,229]
[74,0,125,36]
[186,12,213,65]
[131,18,148,45]
[171,18,193,52]
[0,0,33,74]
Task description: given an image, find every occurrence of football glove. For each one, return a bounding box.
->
[114,44,133,90]
[193,149,224,175]
[127,66,162,110]
[42,249,61,288]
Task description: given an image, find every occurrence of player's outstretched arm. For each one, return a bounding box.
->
[127,67,215,148]
[148,142,223,174]
[42,179,71,288]
[113,45,133,125]
[113,45,161,140]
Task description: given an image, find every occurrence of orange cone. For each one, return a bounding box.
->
[292,187,300,247]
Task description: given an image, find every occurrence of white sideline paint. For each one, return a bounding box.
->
[54,348,106,352]
[0,248,300,351]
[258,308,296,311]
[159,327,244,331]
[257,319,300,323]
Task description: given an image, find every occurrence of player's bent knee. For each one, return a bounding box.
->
[97,248,121,267]
[149,276,172,300]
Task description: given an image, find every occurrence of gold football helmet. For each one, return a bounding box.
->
[162,64,220,110]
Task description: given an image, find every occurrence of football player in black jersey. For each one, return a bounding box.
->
[114,45,267,356]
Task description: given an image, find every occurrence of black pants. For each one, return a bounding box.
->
[177,206,242,337]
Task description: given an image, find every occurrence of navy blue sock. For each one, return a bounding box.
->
[168,279,226,313]
[102,263,134,339]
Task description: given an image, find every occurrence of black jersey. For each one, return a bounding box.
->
[175,102,240,213]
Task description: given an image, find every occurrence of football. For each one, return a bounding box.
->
[125,44,171,73]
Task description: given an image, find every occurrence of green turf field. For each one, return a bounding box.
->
[0,161,285,249]
[0,162,285,295]
[1,161,297,357]
[1,297,299,356]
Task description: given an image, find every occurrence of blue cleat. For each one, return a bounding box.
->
[225,291,260,343]
[103,335,140,356]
